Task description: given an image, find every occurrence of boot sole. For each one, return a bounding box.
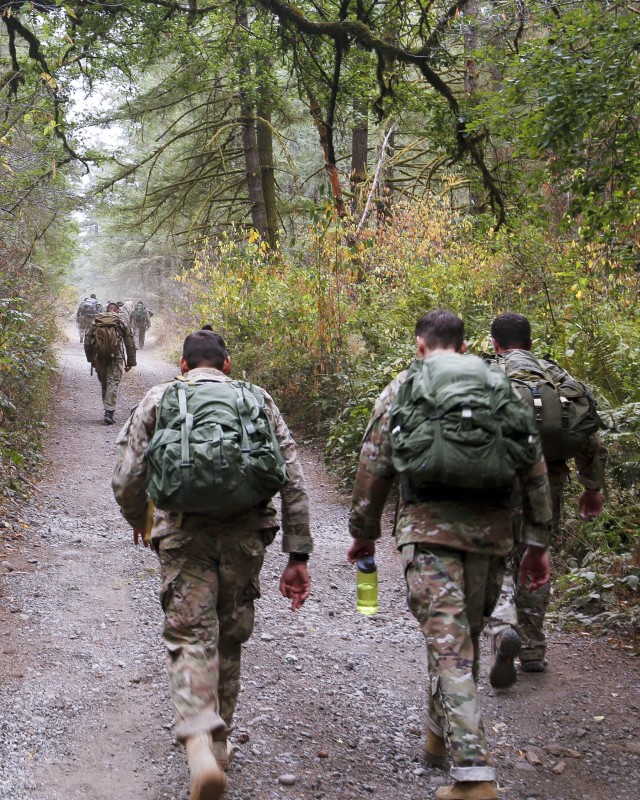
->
[435,786,498,800]
[520,660,546,673]
[489,628,521,689]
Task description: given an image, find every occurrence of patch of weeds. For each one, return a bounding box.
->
[552,547,640,653]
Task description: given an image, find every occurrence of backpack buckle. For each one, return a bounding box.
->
[531,386,543,421]
[560,394,570,428]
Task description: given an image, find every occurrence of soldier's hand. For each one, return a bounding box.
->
[132,528,150,547]
[280,562,310,611]
[578,489,603,521]
[519,545,550,592]
[125,366,132,372]
[347,538,375,564]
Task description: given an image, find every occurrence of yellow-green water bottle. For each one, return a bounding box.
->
[356,555,378,615]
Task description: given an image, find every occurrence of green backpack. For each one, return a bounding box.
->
[389,353,540,499]
[145,378,289,517]
[489,350,603,463]
[132,302,147,323]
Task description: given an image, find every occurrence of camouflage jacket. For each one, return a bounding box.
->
[349,358,553,557]
[112,367,312,554]
[496,349,607,490]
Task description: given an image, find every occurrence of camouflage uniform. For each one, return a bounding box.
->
[131,304,152,349]
[349,361,552,783]
[77,315,92,343]
[486,350,607,664]
[112,367,312,741]
[84,312,137,413]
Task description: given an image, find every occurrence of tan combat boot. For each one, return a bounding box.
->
[435,781,498,800]
[185,733,227,800]
[211,739,234,770]
[424,727,448,769]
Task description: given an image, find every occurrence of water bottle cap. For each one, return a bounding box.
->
[357,554,377,574]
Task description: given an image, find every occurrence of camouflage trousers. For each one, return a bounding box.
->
[77,318,91,342]
[96,356,124,412]
[158,525,273,741]
[402,543,505,782]
[486,467,567,663]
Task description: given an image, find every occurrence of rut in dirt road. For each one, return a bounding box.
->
[0,334,639,800]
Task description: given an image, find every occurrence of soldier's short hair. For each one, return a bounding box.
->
[491,312,532,349]
[415,309,464,351]
[183,330,229,370]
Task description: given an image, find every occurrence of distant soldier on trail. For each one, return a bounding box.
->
[75,293,100,343]
[83,301,136,425]
[116,300,130,324]
[130,300,153,349]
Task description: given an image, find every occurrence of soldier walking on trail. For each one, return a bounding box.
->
[112,330,312,800]
[116,300,130,323]
[130,300,153,349]
[84,301,137,425]
[348,310,553,800]
[485,312,606,678]
[75,293,100,343]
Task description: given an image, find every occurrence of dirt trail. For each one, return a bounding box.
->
[0,332,638,800]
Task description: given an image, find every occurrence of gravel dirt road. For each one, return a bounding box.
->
[0,333,638,800]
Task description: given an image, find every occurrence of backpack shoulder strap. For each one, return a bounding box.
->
[480,351,499,365]
[231,380,261,434]
[234,379,265,404]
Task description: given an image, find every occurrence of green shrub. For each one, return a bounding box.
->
[0,295,57,499]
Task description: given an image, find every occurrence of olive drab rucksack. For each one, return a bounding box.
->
[389,353,540,499]
[85,312,123,367]
[144,378,289,518]
[488,350,604,463]
[132,302,147,324]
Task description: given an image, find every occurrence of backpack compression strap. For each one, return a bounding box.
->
[176,379,227,485]
[177,381,193,468]
[232,382,258,461]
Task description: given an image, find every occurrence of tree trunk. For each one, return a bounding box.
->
[237,4,269,239]
[464,0,485,213]
[309,95,346,218]
[256,99,278,249]
[376,127,395,223]
[350,100,368,216]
